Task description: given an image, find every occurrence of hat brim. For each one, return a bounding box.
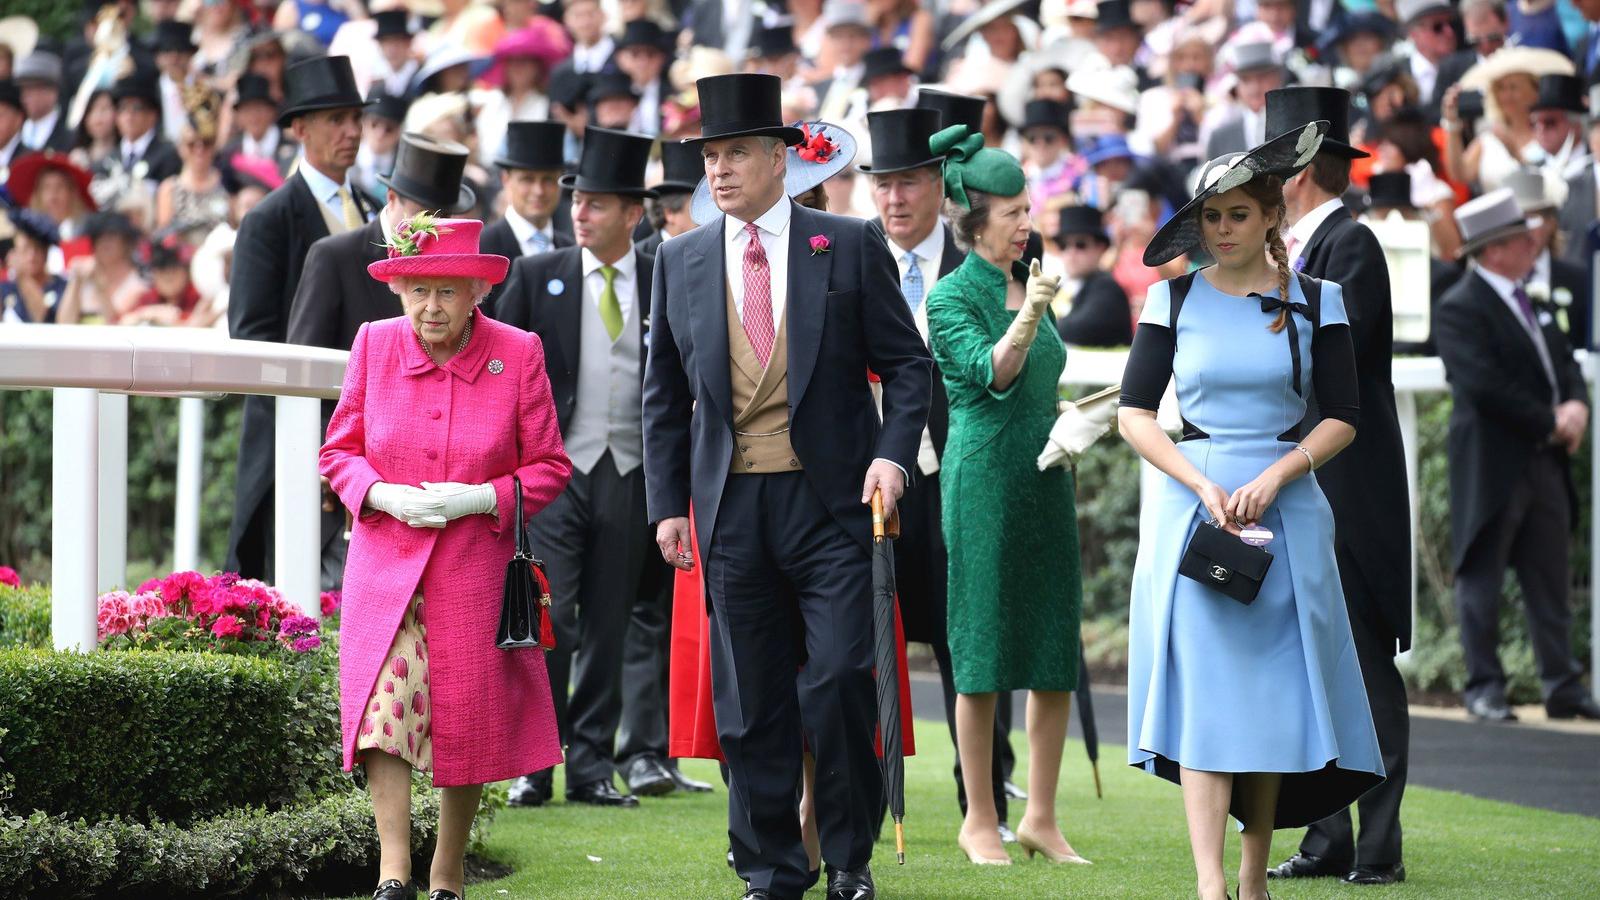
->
[1458,48,1575,94]
[692,121,858,224]
[1143,120,1331,268]
[494,156,565,171]
[558,173,658,199]
[368,253,511,284]
[7,152,97,211]
[857,155,942,175]
[1318,138,1371,159]
[278,97,378,128]
[682,125,806,146]
[1457,216,1542,258]
[941,0,1031,50]
[374,175,478,214]
[652,180,700,194]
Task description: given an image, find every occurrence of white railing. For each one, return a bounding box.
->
[0,324,345,651]
[2,329,1595,699]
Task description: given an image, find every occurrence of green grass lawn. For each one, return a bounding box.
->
[360,720,1600,899]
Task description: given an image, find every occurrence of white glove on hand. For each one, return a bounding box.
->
[365,482,447,528]
[1037,387,1120,470]
[420,482,498,521]
[1004,259,1060,351]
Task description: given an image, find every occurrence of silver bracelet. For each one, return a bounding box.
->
[1295,445,1316,471]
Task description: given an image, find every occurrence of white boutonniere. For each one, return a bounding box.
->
[1526,282,1551,304]
[1554,287,1573,308]
[132,161,148,181]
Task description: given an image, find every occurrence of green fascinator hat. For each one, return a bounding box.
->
[930,124,1026,209]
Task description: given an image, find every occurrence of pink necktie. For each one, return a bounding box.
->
[741,222,776,367]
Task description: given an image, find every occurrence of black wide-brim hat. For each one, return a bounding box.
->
[1142,120,1330,267]
[376,133,476,213]
[1265,86,1368,159]
[916,87,986,134]
[496,119,566,171]
[682,73,803,146]
[858,107,943,174]
[655,139,705,193]
[561,126,658,198]
[278,55,374,128]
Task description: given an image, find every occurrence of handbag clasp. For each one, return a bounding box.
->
[1208,564,1232,584]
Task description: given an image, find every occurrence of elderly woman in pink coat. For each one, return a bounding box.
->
[320,214,572,900]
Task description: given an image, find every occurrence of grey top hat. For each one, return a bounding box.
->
[1590,84,1600,118]
[14,51,61,87]
[1232,41,1282,77]
[823,0,871,32]
[1453,188,1542,258]
[1395,0,1454,28]
[1503,166,1562,214]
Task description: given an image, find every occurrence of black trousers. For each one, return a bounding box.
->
[895,469,1014,820]
[1455,450,1587,707]
[1299,551,1409,867]
[616,554,674,766]
[527,451,653,787]
[707,472,881,900]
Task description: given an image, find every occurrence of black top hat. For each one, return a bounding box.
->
[154,20,196,55]
[548,67,591,110]
[655,140,704,193]
[1534,74,1586,113]
[1095,0,1141,33]
[0,80,21,114]
[1366,171,1413,210]
[751,25,798,59]
[278,55,373,128]
[1056,205,1109,245]
[1266,86,1369,159]
[234,73,276,110]
[111,69,161,109]
[858,108,943,174]
[862,47,913,84]
[1360,54,1407,98]
[561,127,658,197]
[1021,99,1071,135]
[376,133,476,213]
[587,71,640,107]
[366,87,409,123]
[916,88,986,134]
[496,120,566,170]
[684,73,803,145]
[616,18,671,53]
[373,10,413,40]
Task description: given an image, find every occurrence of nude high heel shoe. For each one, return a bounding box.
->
[957,831,1013,865]
[1014,824,1092,865]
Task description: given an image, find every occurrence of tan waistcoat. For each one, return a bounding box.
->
[726,283,801,474]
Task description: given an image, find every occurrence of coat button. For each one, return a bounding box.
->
[434,372,446,383]
[429,409,441,420]
[427,450,438,461]
[740,445,749,453]
[745,461,754,469]
[789,459,799,468]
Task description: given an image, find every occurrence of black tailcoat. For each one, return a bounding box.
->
[480,217,575,313]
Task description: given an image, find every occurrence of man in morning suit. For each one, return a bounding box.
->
[15,52,74,153]
[103,69,182,187]
[1436,190,1600,723]
[480,120,574,312]
[634,139,704,258]
[1266,87,1414,889]
[643,73,932,900]
[497,127,664,810]
[860,102,1023,844]
[225,55,376,581]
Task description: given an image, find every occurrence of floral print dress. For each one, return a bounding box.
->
[356,593,433,770]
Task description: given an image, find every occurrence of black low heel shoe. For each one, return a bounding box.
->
[429,890,462,900]
[373,879,416,900]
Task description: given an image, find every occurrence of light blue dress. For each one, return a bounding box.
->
[1125,271,1385,829]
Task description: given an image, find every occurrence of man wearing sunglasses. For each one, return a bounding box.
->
[1396,0,1474,123]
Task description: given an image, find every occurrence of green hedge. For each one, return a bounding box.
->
[0,648,343,825]
[0,786,444,899]
[0,585,50,650]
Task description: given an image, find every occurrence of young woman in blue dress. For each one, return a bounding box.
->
[1116,122,1386,900]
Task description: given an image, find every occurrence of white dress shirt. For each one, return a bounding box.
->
[724,196,791,330]
[1241,107,1267,150]
[297,159,360,222]
[631,79,662,135]
[1410,52,1439,105]
[160,74,188,143]
[119,129,157,171]
[573,37,615,74]
[1286,196,1346,263]
[505,206,557,256]
[0,131,22,169]
[890,221,948,476]
[22,108,60,150]
[1474,263,1558,400]
[242,126,281,160]
[582,245,637,323]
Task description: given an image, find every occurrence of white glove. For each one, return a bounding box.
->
[1037,386,1120,470]
[1004,259,1060,351]
[420,481,498,521]
[365,482,447,528]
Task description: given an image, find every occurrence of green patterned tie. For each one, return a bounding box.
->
[599,265,623,341]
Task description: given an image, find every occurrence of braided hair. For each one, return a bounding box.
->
[1237,174,1291,333]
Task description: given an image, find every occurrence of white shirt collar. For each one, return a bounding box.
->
[901,220,946,264]
[1534,248,1552,286]
[0,131,21,162]
[725,194,792,242]
[243,126,280,157]
[1288,196,1347,251]
[120,128,156,161]
[25,108,59,141]
[582,245,637,281]
[1474,263,1521,304]
[297,158,352,206]
[503,205,552,248]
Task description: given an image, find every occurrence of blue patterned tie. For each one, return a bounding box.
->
[528,230,552,255]
[901,251,924,311]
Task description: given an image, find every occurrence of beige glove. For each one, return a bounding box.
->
[1003,259,1060,351]
[365,482,447,528]
[420,481,499,521]
[1037,385,1120,470]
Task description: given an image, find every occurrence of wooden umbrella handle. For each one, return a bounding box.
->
[870,489,902,540]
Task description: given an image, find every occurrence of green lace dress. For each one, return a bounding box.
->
[925,251,1082,694]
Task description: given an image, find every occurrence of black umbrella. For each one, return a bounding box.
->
[1077,653,1102,799]
[870,490,908,864]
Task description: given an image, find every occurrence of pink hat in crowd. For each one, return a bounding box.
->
[483,17,572,86]
[367,215,510,284]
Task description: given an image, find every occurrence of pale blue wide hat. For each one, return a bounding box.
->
[690,121,858,225]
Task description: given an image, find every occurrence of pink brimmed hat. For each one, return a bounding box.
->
[367,217,510,284]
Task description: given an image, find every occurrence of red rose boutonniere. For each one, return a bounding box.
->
[809,234,831,255]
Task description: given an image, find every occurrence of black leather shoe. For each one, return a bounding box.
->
[1346,862,1407,885]
[428,891,461,900]
[623,755,676,796]
[566,778,640,807]
[668,761,715,792]
[740,891,774,900]
[1467,696,1518,722]
[1547,696,1600,720]
[1268,852,1352,879]
[373,879,416,900]
[825,864,874,900]
[507,772,552,807]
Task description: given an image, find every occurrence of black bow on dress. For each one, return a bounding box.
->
[1253,293,1311,396]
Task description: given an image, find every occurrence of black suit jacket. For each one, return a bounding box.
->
[97,135,182,183]
[867,218,963,461]
[286,218,394,352]
[496,245,654,436]
[635,229,665,258]
[1550,254,1592,350]
[479,217,575,313]
[644,202,933,551]
[24,115,75,153]
[1299,208,1414,650]
[220,134,300,179]
[1436,269,1587,571]
[1424,51,1476,123]
[1057,271,1132,347]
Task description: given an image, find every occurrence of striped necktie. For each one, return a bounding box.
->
[901,251,924,311]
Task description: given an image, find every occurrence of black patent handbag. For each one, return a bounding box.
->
[496,476,555,650]
[1177,520,1273,606]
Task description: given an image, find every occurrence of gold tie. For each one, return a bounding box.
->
[337,186,363,231]
[599,265,623,341]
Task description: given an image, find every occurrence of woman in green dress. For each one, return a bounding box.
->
[924,124,1087,867]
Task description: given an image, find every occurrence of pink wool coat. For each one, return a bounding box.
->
[321,312,572,786]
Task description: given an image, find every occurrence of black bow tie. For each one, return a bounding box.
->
[1252,292,1311,397]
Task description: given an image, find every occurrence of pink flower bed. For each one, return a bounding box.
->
[96,571,342,655]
